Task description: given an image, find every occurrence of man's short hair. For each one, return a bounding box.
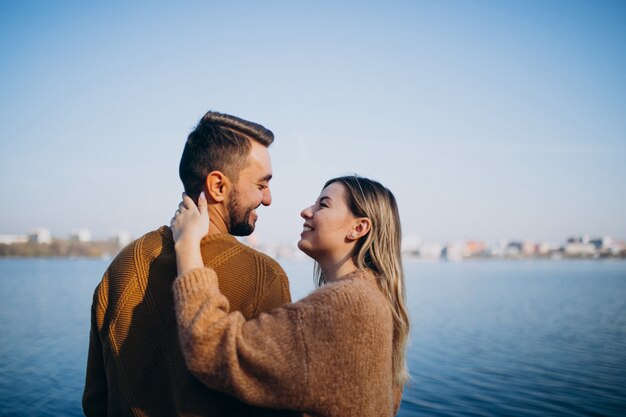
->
[179,111,274,199]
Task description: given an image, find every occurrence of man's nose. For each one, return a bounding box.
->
[261,187,272,206]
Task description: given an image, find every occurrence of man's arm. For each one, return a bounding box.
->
[82,290,108,416]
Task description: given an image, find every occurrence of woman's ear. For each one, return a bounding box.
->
[350,217,371,240]
[204,171,228,203]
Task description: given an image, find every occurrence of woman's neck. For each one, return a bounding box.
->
[319,254,358,282]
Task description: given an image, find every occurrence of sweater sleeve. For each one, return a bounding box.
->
[82,287,108,416]
[392,385,404,415]
[173,268,308,411]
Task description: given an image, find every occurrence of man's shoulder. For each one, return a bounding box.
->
[96,226,173,303]
[108,226,172,271]
[239,242,286,274]
[204,235,286,277]
[203,235,292,311]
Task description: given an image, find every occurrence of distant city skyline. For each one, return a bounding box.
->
[1,226,623,250]
[2,226,624,262]
[1,1,625,245]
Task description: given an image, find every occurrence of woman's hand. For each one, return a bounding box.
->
[171,192,209,276]
[171,192,210,245]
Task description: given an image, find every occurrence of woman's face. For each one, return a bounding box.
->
[297,182,356,260]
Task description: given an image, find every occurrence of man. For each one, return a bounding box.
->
[83,111,296,416]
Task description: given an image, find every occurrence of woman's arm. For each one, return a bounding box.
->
[170,194,309,410]
[392,385,404,415]
[172,268,308,410]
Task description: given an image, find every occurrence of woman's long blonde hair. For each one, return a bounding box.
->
[315,175,410,386]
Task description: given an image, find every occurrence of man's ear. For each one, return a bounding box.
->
[204,171,229,203]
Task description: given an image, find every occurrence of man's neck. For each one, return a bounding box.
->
[207,205,229,236]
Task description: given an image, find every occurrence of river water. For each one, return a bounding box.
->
[0,258,624,416]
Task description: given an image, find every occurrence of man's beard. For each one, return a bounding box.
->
[227,188,256,236]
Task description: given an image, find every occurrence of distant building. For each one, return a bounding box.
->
[465,240,487,257]
[0,234,28,245]
[442,241,465,262]
[521,241,536,257]
[418,242,444,260]
[71,229,92,242]
[610,240,626,256]
[589,236,613,251]
[110,230,132,248]
[564,242,596,257]
[567,235,591,245]
[503,241,522,258]
[28,228,52,244]
[537,242,559,256]
[401,234,421,255]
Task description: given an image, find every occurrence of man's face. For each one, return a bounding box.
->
[226,140,273,236]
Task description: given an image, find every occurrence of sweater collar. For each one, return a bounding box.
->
[200,232,239,246]
[330,268,376,283]
[159,226,239,250]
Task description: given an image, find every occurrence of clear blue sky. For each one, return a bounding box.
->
[1,0,625,245]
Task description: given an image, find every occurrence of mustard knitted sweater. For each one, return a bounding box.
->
[83,226,295,417]
[173,268,403,417]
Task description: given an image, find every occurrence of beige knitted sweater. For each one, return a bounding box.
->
[173,267,403,417]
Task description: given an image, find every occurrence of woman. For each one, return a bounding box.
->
[171,176,410,417]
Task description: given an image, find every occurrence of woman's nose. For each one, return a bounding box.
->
[300,205,313,219]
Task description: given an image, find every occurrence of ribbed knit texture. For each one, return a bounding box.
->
[173,268,403,417]
[83,226,296,417]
